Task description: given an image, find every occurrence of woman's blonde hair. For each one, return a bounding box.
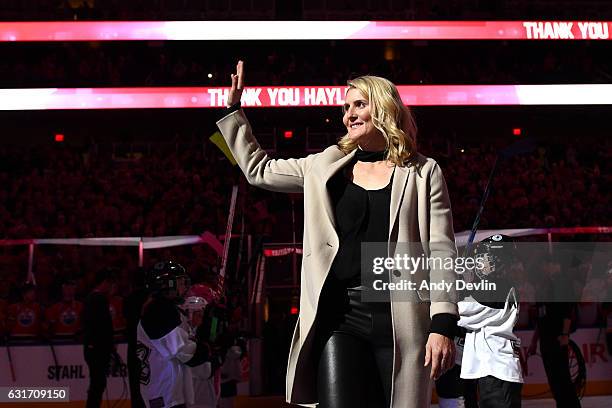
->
[337,75,417,166]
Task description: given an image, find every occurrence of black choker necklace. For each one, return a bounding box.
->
[354,148,386,162]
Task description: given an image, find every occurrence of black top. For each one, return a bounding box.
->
[327,151,457,338]
[328,160,393,288]
[124,287,149,347]
[82,291,114,352]
[536,274,576,337]
[141,296,183,340]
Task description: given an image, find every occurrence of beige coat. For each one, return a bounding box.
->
[217,109,458,407]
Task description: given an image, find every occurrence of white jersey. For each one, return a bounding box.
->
[188,362,218,408]
[458,287,523,384]
[137,300,196,408]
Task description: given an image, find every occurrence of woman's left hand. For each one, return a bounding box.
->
[424,333,456,380]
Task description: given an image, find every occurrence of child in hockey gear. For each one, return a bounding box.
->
[458,235,523,408]
[137,261,211,408]
[181,296,219,408]
[182,296,208,338]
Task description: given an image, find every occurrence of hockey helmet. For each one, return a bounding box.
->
[473,234,517,281]
[182,296,208,311]
[187,283,216,303]
[146,261,191,299]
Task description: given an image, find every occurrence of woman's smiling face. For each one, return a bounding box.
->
[342,88,381,145]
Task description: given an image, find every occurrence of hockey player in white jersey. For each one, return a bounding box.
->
[436,234,523,408]
[459,234,523,407]
[181,295,219,408]
[137,261,212,408]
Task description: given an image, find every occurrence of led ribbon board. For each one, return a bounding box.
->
[1,85,612,110]
[0,21,610,41]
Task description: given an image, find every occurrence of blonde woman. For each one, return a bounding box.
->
[217,61,458,408]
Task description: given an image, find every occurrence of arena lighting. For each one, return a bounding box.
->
[284,130,294,139]
[1,85,612,110]
[513,128,522,136]
[290,295,299,315]
[0,21,610,41]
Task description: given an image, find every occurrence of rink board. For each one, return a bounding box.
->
[0,328,610,406]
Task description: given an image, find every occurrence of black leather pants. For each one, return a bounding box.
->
[315,286,394,408]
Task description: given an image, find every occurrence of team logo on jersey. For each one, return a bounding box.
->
[136,341,151,385]
[18,310,35,327]
[60,309,78,325]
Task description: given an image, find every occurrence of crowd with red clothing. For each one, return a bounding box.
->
[0,132,608,344]
[0,277,126,341]
[0,121,608,407]
[0,134,608,240]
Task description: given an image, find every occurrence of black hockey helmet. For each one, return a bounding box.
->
[469,234,517,305]
[473,234,517,281]
[146,261,191,299]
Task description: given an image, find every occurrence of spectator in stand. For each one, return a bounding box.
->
[44,278,83,339]
[0,119,608,259]
[61,0,95,19]
[7,283,42,340]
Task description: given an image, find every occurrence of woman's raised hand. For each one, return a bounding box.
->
[227,60,244,107]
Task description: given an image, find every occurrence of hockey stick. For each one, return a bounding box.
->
[47,337,60,381]
[463,138,536,256]
[5,336,16,382]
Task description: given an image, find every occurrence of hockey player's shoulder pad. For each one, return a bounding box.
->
[141,298,182,340]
